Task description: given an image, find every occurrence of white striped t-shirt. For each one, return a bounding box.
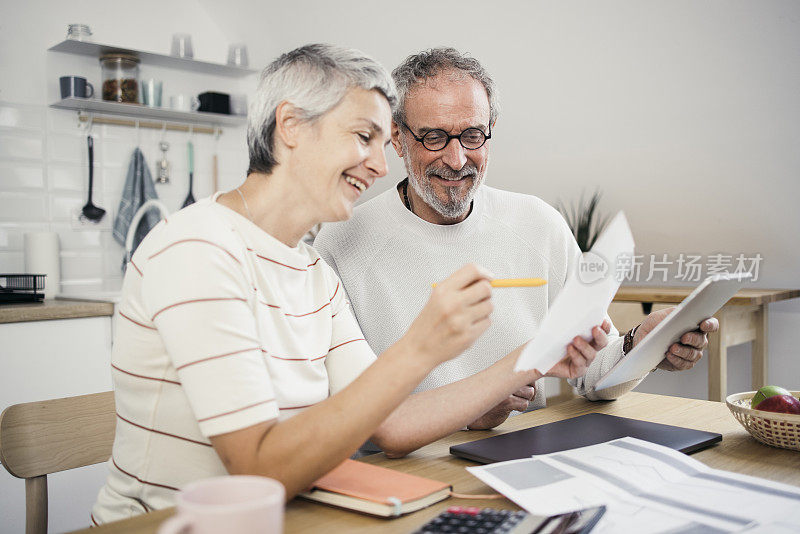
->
[92,194,376,525]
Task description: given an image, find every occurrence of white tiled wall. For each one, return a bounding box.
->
[0,101,249,294]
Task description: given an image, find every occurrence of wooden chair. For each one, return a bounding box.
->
[0,392,116,534]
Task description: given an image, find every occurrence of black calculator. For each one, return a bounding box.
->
[413,505,606,534]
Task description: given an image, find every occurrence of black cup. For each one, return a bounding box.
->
[60,76,94,99]
[198,92,231,114]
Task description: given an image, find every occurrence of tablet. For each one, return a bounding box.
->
[594,273,751,391]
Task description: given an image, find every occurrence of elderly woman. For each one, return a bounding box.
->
[92,44,606,523]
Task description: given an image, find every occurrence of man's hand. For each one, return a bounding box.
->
[633,308,720,371]
[467,385,536,430]
[545,319,612,379]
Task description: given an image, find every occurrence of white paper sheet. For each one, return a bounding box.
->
[467,437,800,533]
[514,211,635,373]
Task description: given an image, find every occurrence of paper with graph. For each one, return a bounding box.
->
[514,211,635,374]
[467,437,800,533]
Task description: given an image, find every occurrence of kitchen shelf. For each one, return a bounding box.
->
[49,39,257,78]
[50,98,247,131]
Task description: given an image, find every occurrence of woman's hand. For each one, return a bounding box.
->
[403,263,494,368]
[545,319,612,379]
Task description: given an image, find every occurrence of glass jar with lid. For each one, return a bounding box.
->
[100,54,139,103]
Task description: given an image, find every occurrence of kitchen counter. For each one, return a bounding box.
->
[0,298,114,324]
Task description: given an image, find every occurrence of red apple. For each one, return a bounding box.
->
[753,394,800,415]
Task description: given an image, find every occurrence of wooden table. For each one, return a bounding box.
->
[610,287,800,402]
[70,392,800,534]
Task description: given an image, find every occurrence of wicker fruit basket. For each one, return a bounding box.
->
[726,390,800,451]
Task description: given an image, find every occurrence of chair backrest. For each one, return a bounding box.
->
[0,391,116,533]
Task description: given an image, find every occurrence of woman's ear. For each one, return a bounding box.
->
[391,120,403,157]
[274,101,301,149]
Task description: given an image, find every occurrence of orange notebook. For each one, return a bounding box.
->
[299,459,452,517]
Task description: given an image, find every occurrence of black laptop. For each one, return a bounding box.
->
[450,413,721,464]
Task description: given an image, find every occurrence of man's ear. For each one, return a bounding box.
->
[274,101,301,149]
[391,120,404,157]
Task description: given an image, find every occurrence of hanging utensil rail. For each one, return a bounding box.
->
[78,112,223,135]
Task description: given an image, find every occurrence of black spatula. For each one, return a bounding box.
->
[81,136,106,222]
[182,140,196,208]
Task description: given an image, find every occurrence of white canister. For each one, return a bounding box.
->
[23,232,61,299]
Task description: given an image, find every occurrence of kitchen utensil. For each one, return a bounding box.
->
[60,76,94,99]
[81,136,106,222]
[140,79,162,107]
[171,34,194,59]
[227,43,249,67]
[101,54,139,103]
[182,141,195,207]
[157,141,170,184]
[66,23,92,41]
[198,92,230,114]
[0,274,46,304]
[169,94,200,112]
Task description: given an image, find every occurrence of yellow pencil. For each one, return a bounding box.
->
[432,278,547,288]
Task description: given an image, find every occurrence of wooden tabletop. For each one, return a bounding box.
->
[72,392,800,534]
[614,287,800,306]
[0,298,114,324]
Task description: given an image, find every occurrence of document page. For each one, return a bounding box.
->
[467,437,800,533]
[514,211,635,374]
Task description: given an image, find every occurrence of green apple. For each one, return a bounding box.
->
[752,385,792,409]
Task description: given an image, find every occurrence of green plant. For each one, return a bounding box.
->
[557,190,609,252]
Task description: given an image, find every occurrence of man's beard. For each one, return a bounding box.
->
[403,146,485,220]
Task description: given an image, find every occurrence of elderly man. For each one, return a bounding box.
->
[314,48,717,430]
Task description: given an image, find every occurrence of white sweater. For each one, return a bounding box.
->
[315,184,644,409]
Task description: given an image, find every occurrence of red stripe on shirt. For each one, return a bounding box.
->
[329,338,366,352]
[116,413,212,447]
[329,281,340,302]
[129,258,143,276]
[176,347,260,371]
[258,300,282,310]
[280,403,316,410]
[285,301,330,318]
[111,363,181,385]
[307,258,321,267]
[261,348,324,362]
[151,297,247,321]
[112,457,179,491]
[196,398,275,422]
[90,513,99,526]
[258,300,332,317]
[119,310,156,330]
[247,248,306,271]
[148,239,241,265]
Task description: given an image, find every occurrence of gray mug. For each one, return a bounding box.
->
[60,76,94,99]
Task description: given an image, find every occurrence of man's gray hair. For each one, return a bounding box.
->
[391,47,500,126]
[247,43,397,175]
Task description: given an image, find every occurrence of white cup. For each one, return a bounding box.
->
[230,94,248,116]
[170,94,200,112]
[158,476,284,534]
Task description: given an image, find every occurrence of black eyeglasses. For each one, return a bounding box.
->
[400,120,492,151]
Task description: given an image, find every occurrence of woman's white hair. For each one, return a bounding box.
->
[247,43,397,174]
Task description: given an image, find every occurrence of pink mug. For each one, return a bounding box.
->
[158,476,285,534]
